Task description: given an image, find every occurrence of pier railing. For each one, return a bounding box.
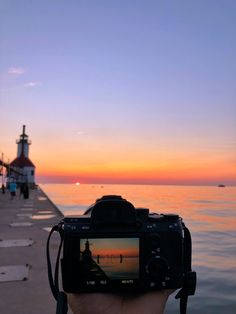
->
[0,154,24,180]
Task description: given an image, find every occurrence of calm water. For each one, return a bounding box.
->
[98,256,139,279]
[41,184,236,314]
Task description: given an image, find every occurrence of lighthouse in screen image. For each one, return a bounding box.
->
[10,125,35,186]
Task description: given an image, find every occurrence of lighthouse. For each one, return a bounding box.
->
[9,125,35,186]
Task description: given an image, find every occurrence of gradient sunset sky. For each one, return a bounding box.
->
[0,1,235,185]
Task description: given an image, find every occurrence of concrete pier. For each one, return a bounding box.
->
[0,187,72,314]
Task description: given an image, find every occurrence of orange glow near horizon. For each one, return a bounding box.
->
[2,120,235,186]
[8,129,235,186]
[35,154,236,185]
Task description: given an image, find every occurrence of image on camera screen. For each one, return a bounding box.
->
[79,238,139,280]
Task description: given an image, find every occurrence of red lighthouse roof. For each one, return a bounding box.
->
[10,155,35,168]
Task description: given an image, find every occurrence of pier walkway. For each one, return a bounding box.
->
[0,187,72,314]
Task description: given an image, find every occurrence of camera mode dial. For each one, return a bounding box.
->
[161,214,179,222]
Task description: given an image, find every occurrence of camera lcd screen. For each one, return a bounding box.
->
[79,238,139,280]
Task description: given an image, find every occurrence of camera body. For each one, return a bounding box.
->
[61,195,187,293]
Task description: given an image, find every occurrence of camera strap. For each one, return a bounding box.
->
[46,223,68,314]
[175,225,196,314]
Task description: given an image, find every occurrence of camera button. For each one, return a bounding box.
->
[147,257,168,281]
[162,214,179,222]
[81,225,90,230]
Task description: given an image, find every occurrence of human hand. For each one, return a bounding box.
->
[67,290,172,314]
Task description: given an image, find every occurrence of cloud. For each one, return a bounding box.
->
[77,131,85,136]
[8,67,25,75]
[24,82,41,87]
[0,82,41,92]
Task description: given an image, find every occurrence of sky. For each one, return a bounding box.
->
[0,0,236,186]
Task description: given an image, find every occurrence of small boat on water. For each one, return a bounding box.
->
[218,184,226,187]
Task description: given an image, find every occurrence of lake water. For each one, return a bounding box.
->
[41,183,236,314]
[98,256,139,279]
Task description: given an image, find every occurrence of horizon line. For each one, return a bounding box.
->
[37,181,236,187]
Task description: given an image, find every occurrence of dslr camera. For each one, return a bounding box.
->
[60,195,196,295]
